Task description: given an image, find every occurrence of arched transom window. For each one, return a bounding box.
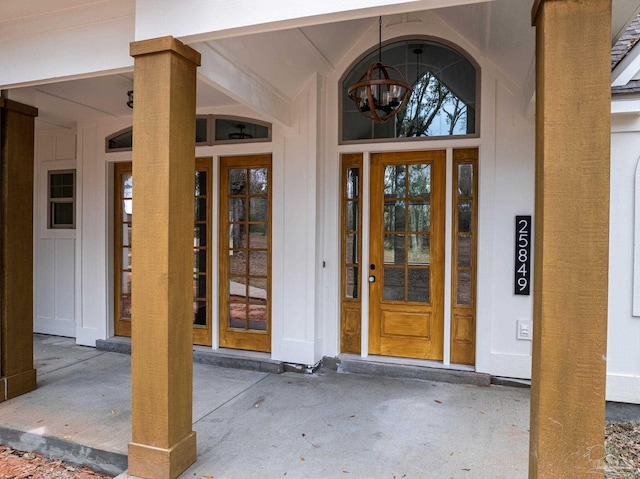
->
[341,38,479,142]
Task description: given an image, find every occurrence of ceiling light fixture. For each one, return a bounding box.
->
[228,124,253,140]
[347,17,412,123]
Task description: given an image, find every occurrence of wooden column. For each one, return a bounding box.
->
[0,99,38,402]
[530,1,611,477]
[128,37,200,479]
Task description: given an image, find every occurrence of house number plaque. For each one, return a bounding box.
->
[514,216,531,295]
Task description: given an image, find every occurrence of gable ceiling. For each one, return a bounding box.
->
[3,0,638,129]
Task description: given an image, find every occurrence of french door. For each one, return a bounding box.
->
[114,158,213,345]
[368,151,446,360]
[218,155,271,352]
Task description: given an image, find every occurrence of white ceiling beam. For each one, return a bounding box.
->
[612,98,640,115]
[197,42,292,127]
[293,29,335,74]
[135,0,495,43]
[612,42,640,87]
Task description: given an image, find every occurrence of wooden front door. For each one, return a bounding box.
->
[368,151,445,360]
[114,158,213,345]
[219,155,271,352]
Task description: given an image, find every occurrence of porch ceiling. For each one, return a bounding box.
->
[4,0,638,130]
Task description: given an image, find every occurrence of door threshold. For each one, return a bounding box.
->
[326,354,490,387]
[96,337,284,374]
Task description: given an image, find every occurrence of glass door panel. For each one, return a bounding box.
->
[113,159,213,345]
[219,155,271,352]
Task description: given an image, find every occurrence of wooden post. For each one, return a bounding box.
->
[0,99,38,402]
[128,37,200,479]
[530,1,611,477]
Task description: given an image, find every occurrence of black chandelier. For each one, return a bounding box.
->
[347,17,412,123]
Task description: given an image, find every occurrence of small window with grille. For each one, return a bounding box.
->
[48,170,75,229]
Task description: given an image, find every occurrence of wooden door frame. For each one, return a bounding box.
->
[113,158,213,345]
[218,154,272,352]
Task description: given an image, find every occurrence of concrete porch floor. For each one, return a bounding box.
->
[8,333,630,479]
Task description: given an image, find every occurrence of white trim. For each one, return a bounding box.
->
[612,99,640,115]
[443,148,453,366]
[360,152,371,358]
[606,373,640,404]
[634,157,640,317]
[488,352,532,379]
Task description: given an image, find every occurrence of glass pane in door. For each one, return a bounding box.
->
[382,162,431,304]
[220,155,271,352]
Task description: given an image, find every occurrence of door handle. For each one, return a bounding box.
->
[368,275,376,283]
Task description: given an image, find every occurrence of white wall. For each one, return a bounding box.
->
[607,113,640,403]
[34,129,78,338]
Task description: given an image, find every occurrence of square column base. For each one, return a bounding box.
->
[128,431,196,479]
[0,368,37,402]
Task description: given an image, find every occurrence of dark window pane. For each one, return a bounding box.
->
[195,171,207,196]
[52,203,74,226]
[50,173,74,198]
[228,250,246,275]
[408,201,430,232]
[346,201,359,231]
[248,227,267,247]
[457,271,472,305]
[122,175,133,199]
[249,198,267,221]
[249,168,268,194]
[408,268,430,303]
[194,249,207,273]
[249,251,267,277]
[229,198,246,222]
[346,266,359,299]
[229,277,247,300]
[194,224,207,248]
[458,200,472,233]
[458,234,472,268]
[346,168,360,199]
[248,278,268,303]
[383,268,405,301]
[384,201,405,232]
[121,272,131,294]
[194,274,207,299]
[384,165,406,197]
[121,294,132,319]
[458,163,473,196]
[122,247,131,269]
[215,118,271,142]
[346,234,358,264]
[195,118,208,144]
[408,164,430,197]
[229,224,247,249]
[193,300,207,325]
[384,234,405,265]
[408,234,430,265]
[107,129,133,150]
[229,169,247,194]
[195,198,207,221]
[229,303,247,328]
[248,305,267,331]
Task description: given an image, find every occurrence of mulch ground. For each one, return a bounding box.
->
[605,421,640,478]
[0,446,112,479]
[0,422,637,478]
